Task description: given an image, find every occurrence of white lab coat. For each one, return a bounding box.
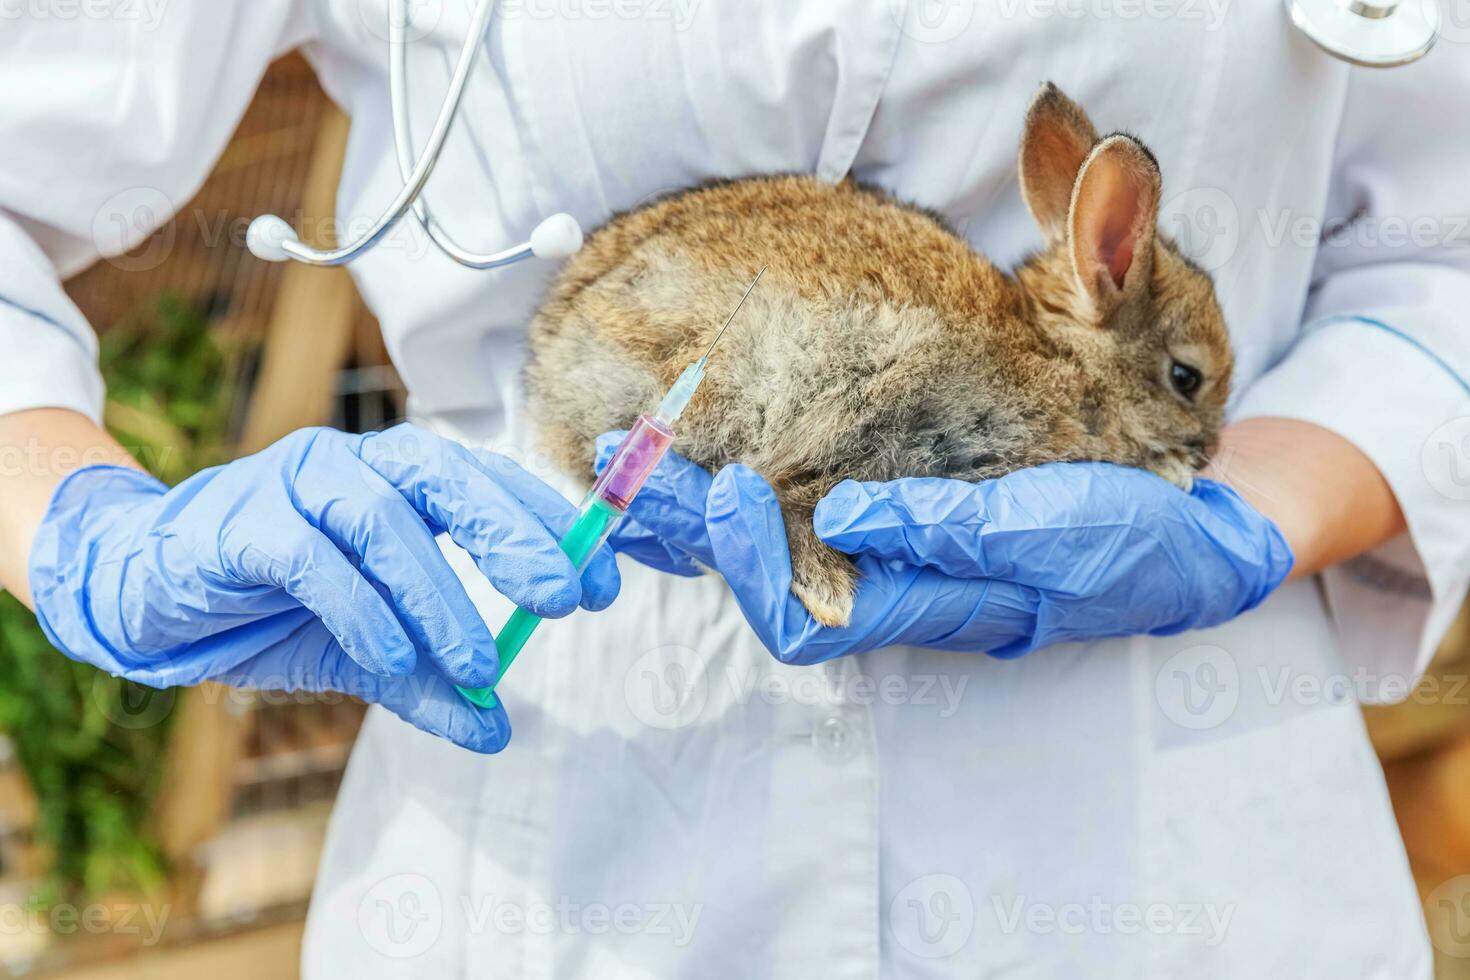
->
[3,3,1469,976]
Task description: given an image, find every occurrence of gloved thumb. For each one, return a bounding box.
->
[596,432,718,568]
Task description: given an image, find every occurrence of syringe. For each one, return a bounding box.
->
[457,267,766,709]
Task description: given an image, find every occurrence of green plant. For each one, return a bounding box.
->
[0,293,248,903]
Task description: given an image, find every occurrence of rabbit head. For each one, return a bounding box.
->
[1014,83,1231,488]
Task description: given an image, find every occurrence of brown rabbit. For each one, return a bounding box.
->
[525,83,1232,628]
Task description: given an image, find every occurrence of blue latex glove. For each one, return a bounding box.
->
[597,434,1292,664]
[29,424,621,753]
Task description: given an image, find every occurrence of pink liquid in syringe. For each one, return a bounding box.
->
[593,415,675,511]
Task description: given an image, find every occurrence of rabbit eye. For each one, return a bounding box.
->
[1169,361,1203,400]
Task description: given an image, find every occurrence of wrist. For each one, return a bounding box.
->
[1202,417,1404,581]
[0,408,147,605]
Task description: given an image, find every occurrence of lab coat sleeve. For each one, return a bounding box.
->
[0,3,313,422]
[1232,46,1470,696]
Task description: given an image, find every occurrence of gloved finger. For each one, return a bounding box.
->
[352,662,511,755]
[597,432,717,568]
[215,625,510,754]
[463,448,622,612]
[818,470,1125,586]
[813,477,1002,579]
[865,567,1042,659]
[228,517,418,677]
[297,458,502,689]
[702,464,824,662]
[606,518,705,577]
[355,427,586,619]
[704,466,1043,663]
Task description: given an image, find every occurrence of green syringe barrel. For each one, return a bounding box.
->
[456,493,626,709]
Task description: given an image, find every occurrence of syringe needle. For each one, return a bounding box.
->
[701,266,766,362]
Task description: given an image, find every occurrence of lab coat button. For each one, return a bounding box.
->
[813,715,855,763]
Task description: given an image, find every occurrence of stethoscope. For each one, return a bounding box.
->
[245,0,1441,270]
[246,0,585,269]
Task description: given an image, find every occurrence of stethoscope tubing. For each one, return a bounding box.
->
[389,0,538,269]
[271,0,498,266]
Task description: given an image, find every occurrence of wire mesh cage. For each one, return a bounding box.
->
[65,55,324,338]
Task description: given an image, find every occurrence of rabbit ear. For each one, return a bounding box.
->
[1067,134,1161,318]
[1019,83,1099,242]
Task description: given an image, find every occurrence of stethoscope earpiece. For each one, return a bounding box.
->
[245,214,299,263]
[529,214,585,260]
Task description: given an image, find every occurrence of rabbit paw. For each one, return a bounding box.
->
[788,530,860,628]
[792,573,857,629]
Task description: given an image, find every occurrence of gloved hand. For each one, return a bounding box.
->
[597,434,1292,664]
[29,424,621,753]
